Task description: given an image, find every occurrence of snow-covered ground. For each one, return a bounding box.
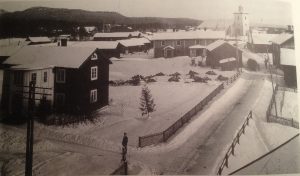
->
[272,90,298,121]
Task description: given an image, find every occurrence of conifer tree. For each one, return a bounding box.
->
[139,85,156,117]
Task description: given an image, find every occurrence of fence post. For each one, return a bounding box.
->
[225,154,229,168]
[237,133,240,144]
[218,167,222,175]
[163,131,166,142]
[231,143,235,155]
[246,118,249,126]
[250,111,252,118]
[124,161,128,175]
[138,137,141,148]
[242,125,245,134]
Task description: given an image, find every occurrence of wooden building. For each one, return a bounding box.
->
[118,38,150,54]
[206,40,242,68]
[1,46,111,115]
[280,48,297,87]
[270,33,294,67]
[93,32,141,41]
[152,31,225,58]
[247,33,278,53]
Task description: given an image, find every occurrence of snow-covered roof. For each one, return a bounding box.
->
[0,38,27,47]
[250,34,278,45]
[4,46,97,69]
[0,45,25,57]
[270,33,293,45]
[219,57,236,64]
[70,41,120,49]
[152,30,226,40]
[27,37,51,43]
[280,48,295,66]
[163,45,175,50]
[206,40,227,51]
[117,38,145,47]
[189,45,206,49]
[93,32,141,38]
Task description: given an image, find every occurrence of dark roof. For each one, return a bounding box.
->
[4,46,97,69]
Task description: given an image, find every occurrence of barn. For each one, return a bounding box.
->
[270,33,294,67]
[1,46,111,115]
[280,48,297,87]
[206,40,242,68]
[152,31,225,58]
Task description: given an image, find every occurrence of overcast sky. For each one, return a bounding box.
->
[0,0,294,25]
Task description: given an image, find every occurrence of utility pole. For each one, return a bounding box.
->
[25,81,35,176]
[266,47,278,118]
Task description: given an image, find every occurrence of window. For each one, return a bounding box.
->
[90,89,97,103]
[55,93,65,106]
[176,40,181,46]
[31,73,37,83]
[91,53,98,60]
[14,71,23,85]
[91,66,98,81]
[56,69,65,83]
[161,41,165,46]
[43,71,47,82]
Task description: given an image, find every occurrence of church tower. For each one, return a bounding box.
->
[233,6,249,36]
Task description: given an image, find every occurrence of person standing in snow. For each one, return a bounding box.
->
[122,132,128,150]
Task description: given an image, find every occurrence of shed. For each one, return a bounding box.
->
[206,40,242,68]
[247,33,278,53]
[270,33,294,66]
[219,57,237,71]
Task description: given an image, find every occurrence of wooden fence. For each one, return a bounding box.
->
[138,71,242,148]
[216,111,253,175]
[266,85,299,129]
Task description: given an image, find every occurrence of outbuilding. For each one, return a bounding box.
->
[206,40,242,68]
[219,57,237,71]
[270,33,294,67]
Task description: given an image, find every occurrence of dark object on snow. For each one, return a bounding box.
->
[155,72,165,76]
[247,59,259,71]
[129,75,144,86]
[187,70,199,78]
[168,76,180,82]
[122,132,128,149]
[169,72,181,77]
[139,85,156,117]
[193,76,207,83]
[217,75,228,81]
[203,76,212,81]
[145,78,157,83]
[206,70,217,75]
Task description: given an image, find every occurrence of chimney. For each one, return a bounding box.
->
[61,38,68,47]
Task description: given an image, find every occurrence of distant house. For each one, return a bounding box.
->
[117,38,151,54]
[206,40,242,68]
[270,33,294,67]
[247,33,278,53]
[280,48,296,87]
[26,37,52,45]
[152,31,225,58]
[71,41,124,58]
[1,46,111,115]
[93,32,141,41]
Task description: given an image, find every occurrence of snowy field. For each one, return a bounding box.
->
[45,56,236,146]
[272,90,299,121]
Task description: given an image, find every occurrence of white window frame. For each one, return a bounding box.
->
[90,89,97,103]
[161,41,165,46]
[56,69,66,83]
[91,66,98,81]
[91,53,98,60]
[176,40,181,46]
[43,71,47,82]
